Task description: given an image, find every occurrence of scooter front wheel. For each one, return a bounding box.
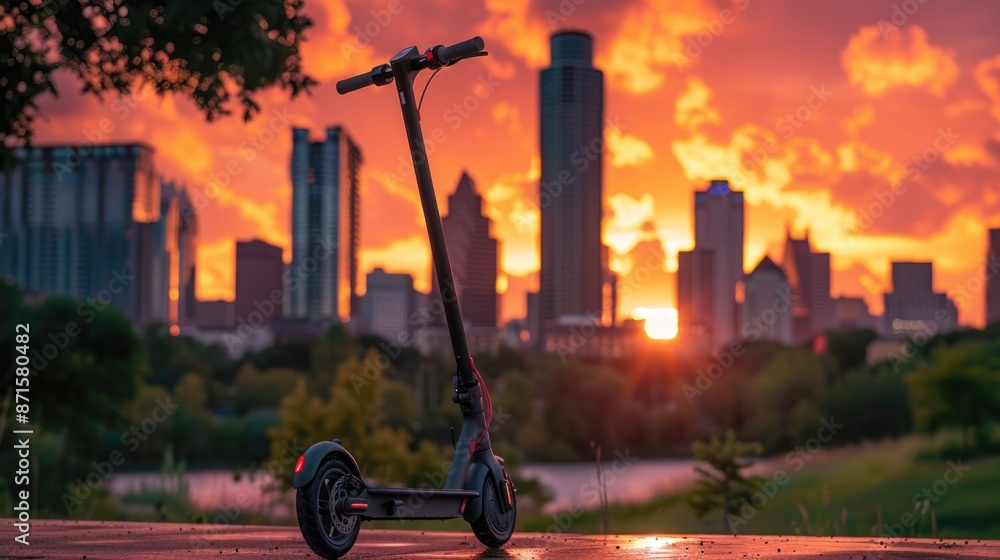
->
[470,472,516,547]
[296,458,362,559]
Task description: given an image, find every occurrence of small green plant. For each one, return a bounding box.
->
[688,429,764,533]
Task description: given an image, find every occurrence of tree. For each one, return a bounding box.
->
[908,340,1000,451]
[688,430,763,534]
[268,353,446,488]
[1,0,314,168]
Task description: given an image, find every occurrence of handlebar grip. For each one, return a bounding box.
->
[436,36,485,65]
[337,70,375,95]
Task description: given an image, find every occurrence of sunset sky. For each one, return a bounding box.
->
[33,0,1000,327]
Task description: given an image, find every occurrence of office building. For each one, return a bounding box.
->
[235,239,284,326]
[539,30,605,328]
[432,171,499,328]
[0,143,160,323]
[781,228,831,342]
[988,228,1000,325]
[741,256,793,344]
[361,267,419,342]
[883,261,958,336]
[290,126,361,324]
[676,179,744,351]
[831,296,879,332]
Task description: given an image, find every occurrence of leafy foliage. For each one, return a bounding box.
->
[0,0,314,168]
[908,340,1000,451]
[688,430,763,532]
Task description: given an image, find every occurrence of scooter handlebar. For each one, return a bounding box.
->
[434,36,485,66]
[336,64,393,95]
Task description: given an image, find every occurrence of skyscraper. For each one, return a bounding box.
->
[162,182,199,328]
[884,261,958,336]
[361,267,419,342]
[235,239,284,325]
[988,228,1000,325]
[0,143,159,323]
[539,30,604,327]
[781,228,831,342]
[290,126,361,324]
[741,256,793,344]
[432,171,498,328]
[689,179,744,348]
[677,247,716,353]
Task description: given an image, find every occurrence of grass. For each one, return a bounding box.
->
[517,439,1000,539]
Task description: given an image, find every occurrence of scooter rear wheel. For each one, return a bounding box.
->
[296,458,362,559]
[471,472,516,547]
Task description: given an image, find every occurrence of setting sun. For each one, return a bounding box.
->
[631,307,679,340]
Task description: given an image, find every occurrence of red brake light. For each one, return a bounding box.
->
[294,455,306,474]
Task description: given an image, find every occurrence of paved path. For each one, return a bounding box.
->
[2,520,998,559]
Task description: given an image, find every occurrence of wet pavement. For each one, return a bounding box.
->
[1,519,998,559]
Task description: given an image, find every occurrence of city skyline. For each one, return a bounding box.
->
[17,0,1000,329]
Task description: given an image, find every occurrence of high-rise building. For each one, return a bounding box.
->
[781,228,831,343]
[677,247,716,353]
[988,228,1000,325]
[884,261,958,336]
[290,126,361,324]
[171,185,198,327]
[235,239,284,325]
[741,256,793,344]
[361,267,419,342]
[196,300,235,329]
[162,182,199,328]
[0,143,160,323]
[432,171,498,328]
[134,219,170,325]
[831,296,879,332]
[539,30,604,328]
[690,179,744,348]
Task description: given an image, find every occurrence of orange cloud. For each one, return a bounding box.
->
[605,193,656,254]
[196,239,235,301]
[675,76,720,130]
[841,24,958,97]
[479,0,551,68]
[300,0,377,82]
[602,0,719,94]
[973,54,1000,121]
[606,125,653,168]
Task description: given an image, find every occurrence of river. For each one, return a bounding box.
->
[107,458,775,518]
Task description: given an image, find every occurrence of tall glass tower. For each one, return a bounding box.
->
[539,31,604,326]
[0,143,160,323]
[290,127,361,324]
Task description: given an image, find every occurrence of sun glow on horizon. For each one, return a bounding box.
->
[631,307,679,340]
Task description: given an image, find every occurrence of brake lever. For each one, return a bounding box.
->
[444,51,489,66]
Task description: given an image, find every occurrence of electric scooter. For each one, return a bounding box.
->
[290,36,516,559]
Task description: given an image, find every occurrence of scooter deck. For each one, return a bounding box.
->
[356,487,480,520]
